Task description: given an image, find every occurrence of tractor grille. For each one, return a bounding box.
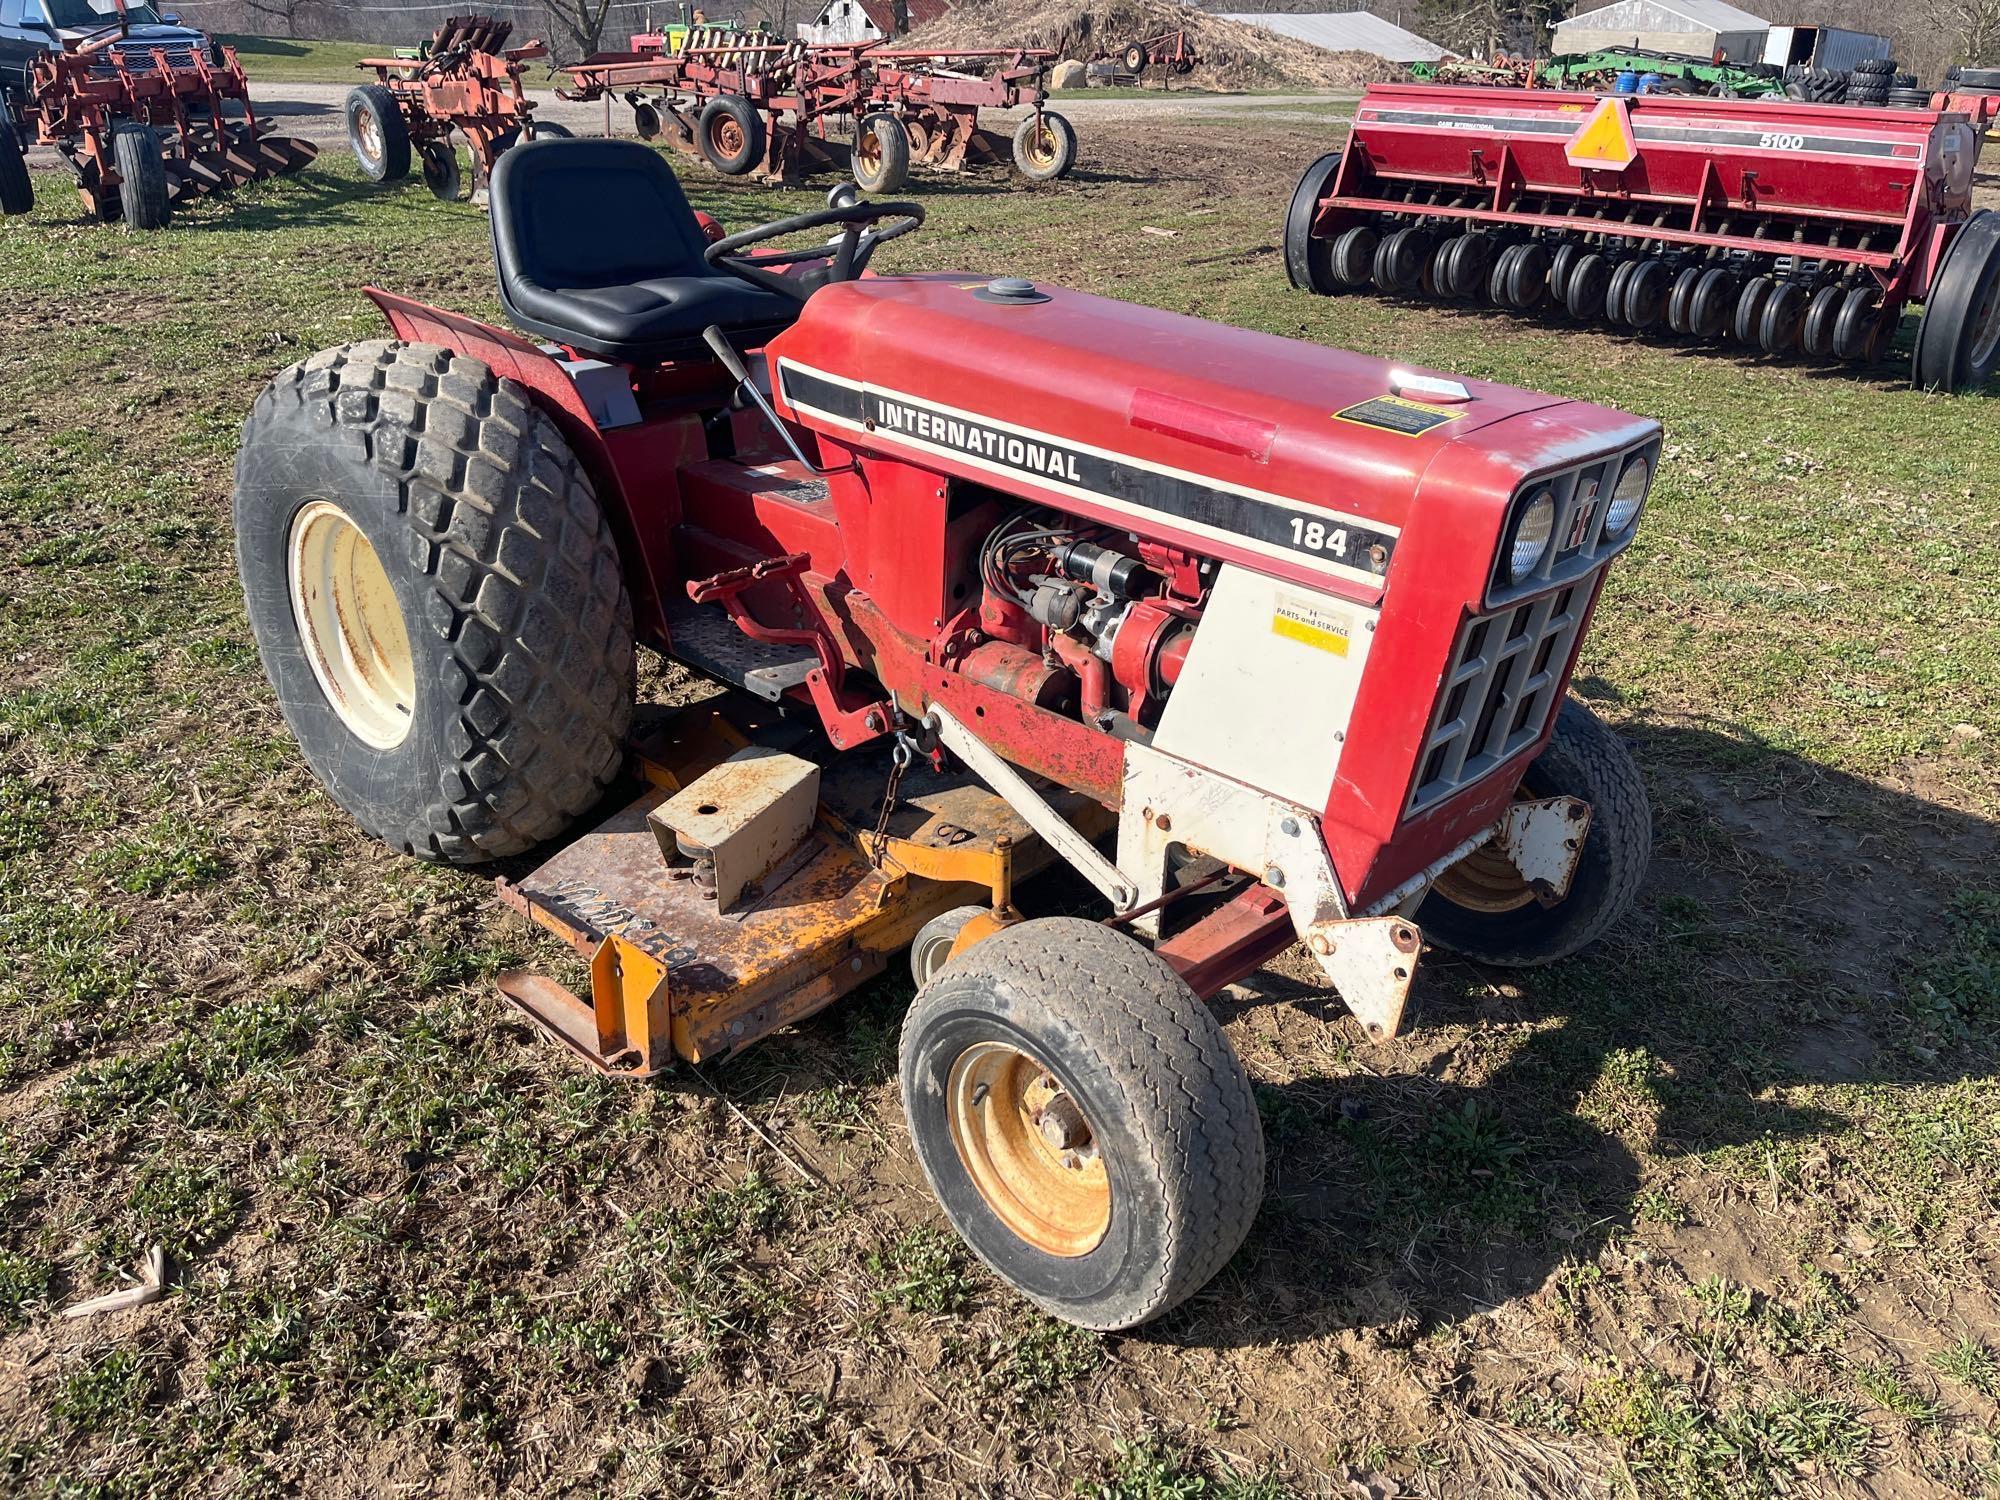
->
[1407,580,1588,814]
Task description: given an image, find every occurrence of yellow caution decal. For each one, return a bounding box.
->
[1565,96,1638,171]
[1272,592,1353,656]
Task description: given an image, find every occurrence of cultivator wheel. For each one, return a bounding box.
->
[852,112,910,194]
[113,125,170,231]
[347,84,412,183]
[1011,111,1076,182]
[698,94,764,175]
[0,123,31,217]
[419,141,463,201]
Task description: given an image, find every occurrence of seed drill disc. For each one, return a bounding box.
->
[1564,252,1611,320]
[1801,284,1845,358]
[1732,278,1773,344]
[1833,286,1880,362]
[1691,268,1735,339]
[1666,265,1705,334]
[1605,259,1638,325]
[1624,260,1670,330]
[1506,242,1551,309]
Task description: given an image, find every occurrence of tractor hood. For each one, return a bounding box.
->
[767,273,1642,601]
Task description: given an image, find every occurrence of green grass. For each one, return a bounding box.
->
[0,124,1996,1496]
[218,33,388,85]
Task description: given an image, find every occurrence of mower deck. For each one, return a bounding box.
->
[495,695,1077,1076]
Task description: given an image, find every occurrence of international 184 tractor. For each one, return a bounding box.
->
[233,139,1656,1329]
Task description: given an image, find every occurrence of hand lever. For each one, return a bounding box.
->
[702,326,856,479]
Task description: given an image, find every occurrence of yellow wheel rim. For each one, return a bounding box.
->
[947,1041,1110,1257]
[287,500,416,750]
[1429,785,1541,914]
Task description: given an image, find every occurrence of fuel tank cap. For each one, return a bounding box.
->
[975,277,1051,305]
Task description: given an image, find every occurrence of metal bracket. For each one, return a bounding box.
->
[927,703,1138,910]
[1299,914,1421,1041]
[1493,795,1592,905]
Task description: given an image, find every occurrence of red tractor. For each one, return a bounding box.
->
[232,139,1656,1329]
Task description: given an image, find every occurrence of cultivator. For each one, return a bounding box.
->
[1286,82,2000,391]
[561,31,1076,190]
[347,15,560,201]
[1,25,314,227]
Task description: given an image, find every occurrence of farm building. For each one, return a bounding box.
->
[797,0,949,44]
[1218,11,1450,63]
[1549,0,1768,63]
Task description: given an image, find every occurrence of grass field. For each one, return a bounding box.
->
[217,34,385,84]
[1,115,1997,1498]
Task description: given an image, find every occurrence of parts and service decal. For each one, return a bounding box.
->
[1270,591,1353,655]
[777,362,1397,583]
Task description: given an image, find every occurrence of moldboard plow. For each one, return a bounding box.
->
[1,19,315,228]
[1285,82,2000,392]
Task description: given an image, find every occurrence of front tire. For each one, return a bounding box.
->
[1419,700,1651,967]
[900,918,1264,1331]
[233,341,635,865]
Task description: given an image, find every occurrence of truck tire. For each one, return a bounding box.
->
[233,341,635,865]
[1913,209,2000,392]
[698,94,764,175]
[852,111,910,193]
[1282,152,1342,294]
[1011,110,1076,180]
[346,84,410,182]
[900,918,1264,1330]
[0,118,30,216]
[1418,700,1651,967]
[113,124,169,230]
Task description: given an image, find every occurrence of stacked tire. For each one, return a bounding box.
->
[1845,56,1894,107]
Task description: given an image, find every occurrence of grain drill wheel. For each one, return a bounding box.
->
[1731,276,1773,343]
[899,918,1264,1330]
[1913,209,2000,392]
[1546,242,1581,305]
[1419,700,1650,966]
[1758,281,1808,354]
[1282,152,1343,294]
[1605,259,1638,323]
[112,124,170,231]
[418,140,462,201]
[0,121,32,216]
[1689,267,1735,338]
[851,111,910,193]
[1372,226,1430,294]
[1564,251,1611,319]
[1011,110,1076,181]
[1666,265,1704,333]
[233,341,634,864]
[698,94,764,175]
[1801,284,1845,358]
[1330,225,1378,287]
[346,83,411,182]
[1832,286,1885,363]
[1623,260,1669,329]
[1504,241,1550,308]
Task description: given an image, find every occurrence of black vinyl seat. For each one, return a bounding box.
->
[489,137,799,365]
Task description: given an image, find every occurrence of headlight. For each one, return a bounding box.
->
[1506,488,1556,583]
[1604,456,1649,537]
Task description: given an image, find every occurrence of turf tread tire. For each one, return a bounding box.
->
[901,918,1264,1330]
[1418,700,1651,967]
[234,340,634,864]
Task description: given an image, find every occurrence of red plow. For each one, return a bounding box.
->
[1285,82,2000,392]
[0,23,315,228]
[560,29,1076,191]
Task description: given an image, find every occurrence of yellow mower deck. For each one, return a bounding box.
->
[495,695,1087,1077]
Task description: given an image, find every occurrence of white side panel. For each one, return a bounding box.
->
[1152,563,1375,810]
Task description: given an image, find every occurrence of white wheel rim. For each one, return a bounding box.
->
[287,500,416,749]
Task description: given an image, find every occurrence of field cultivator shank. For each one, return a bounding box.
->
[2,27,314,227]
[348,15,556,201]
[561,32,1075,189]
[1286,83,2000,392]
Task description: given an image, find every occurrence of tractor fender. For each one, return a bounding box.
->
[362,287,681,649]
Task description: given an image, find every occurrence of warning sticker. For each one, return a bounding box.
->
[1566,95,1639,170]
[1332,394,1467,437]
[1272,592,1353,656]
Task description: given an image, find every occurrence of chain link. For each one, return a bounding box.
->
[867,732,918,869]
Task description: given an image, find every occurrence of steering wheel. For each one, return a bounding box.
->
[704,196,924,303]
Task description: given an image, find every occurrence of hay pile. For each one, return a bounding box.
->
[904,0,1404,89]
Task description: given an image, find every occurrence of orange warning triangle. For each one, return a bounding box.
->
[1565,96,1638,171]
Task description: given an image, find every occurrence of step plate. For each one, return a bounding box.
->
[665,602,817,703]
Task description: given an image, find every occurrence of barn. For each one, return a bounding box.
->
[797,0,949,46]
[1549,0,1768,64]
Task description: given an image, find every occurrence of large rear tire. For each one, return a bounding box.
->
[900,918,1264,1331]
[113,124,169,231]
[1419,700,1651,967]
[1913,210,2000,393]
[233,341,635,864]
[346,84,411,183]
[0,117,32,217]
[1283,152,1343,294]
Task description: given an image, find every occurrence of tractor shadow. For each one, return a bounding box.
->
[1153,708,1998,1351]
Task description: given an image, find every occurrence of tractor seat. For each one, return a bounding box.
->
[489,138,798,365]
